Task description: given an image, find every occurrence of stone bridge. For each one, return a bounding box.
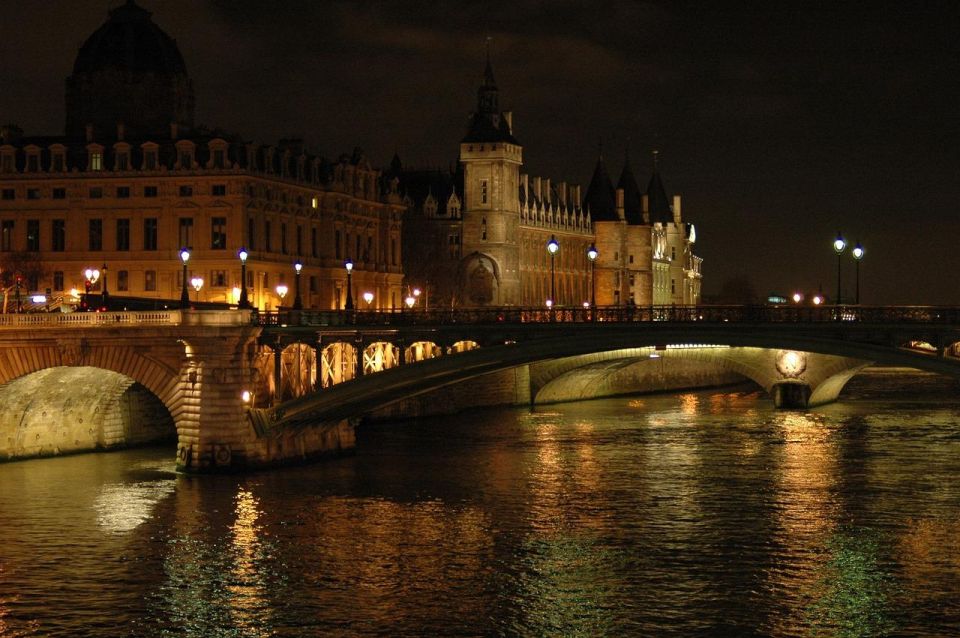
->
[1,305,959,472]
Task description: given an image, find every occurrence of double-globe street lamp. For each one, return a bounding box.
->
[293,259,303,310]
[179,248,191,309]
[344,259,354,310]
[190,276,204,304]
[546,235,559,306]
[83,267,100,311]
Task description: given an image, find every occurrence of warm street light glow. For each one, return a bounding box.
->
[813,295,823,305]
[363,291,374,306]
[405,295,415,308]
[241,390,252,403]
[84,268,100,284]
[792,292,802,303]
[583,301,590,309]
[180,248,191,263]
[546,299,553,308]
[294,260,303,273]
[413,287,421,297]
[344,259,354,310]
[191,276,203,292]
[276,284,288,300]
[344,259,353,273]
[232,286,241,302]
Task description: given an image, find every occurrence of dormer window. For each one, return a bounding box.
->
[113,142,130,171]
[141,142,159,170]
[207,138,228,169]
[24,146,40,172]
[1,147,16,173]
[175,140,196,170]
[50,149,65,172]
[86,143,105,171]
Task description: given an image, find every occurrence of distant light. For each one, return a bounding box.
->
[650,353,660,359]
[241,390,251,403]
[363,291,374,305]
[31,295,46,303]
[813,295,823,305]
[546,299,553,308]
[582,301,590,308]
[792,292,803,303]
[767,295,787,304]
[405,295,415,308]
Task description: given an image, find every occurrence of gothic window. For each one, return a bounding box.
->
[481,217,487,241]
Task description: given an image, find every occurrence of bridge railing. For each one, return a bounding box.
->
[0,310,182,328]
[255,304,960,328]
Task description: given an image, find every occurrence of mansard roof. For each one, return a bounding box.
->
[617,154,643,225]
[582,155,618,221]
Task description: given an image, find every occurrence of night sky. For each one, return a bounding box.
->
[2,1,959,304]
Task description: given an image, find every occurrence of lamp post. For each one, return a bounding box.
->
[276,284,288,309]
[293,259,303,310]
[179,248,191,309]
[14,275,22,314]
[344,259,354,310]
[852,241,864,304]
[546,235,559,306]
[191,276,203,304]
[832,231,846,305]
[587,244,598,309]
[98,263,109,311]
[238,248,250,309]
[83,267,100,311]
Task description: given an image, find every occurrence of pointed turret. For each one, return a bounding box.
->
[582,154,618,221]
[462,50,519,145]
[617,149,643,225]
[645,150,672,224]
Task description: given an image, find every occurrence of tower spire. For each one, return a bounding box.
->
[652,148,660,172]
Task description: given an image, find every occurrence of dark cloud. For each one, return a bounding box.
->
[1,1,958,303]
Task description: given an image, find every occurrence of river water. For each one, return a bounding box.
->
[2,368,960,637]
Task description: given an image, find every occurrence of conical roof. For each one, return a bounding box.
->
[617,153,643,225]
[583,155,618,222]
[646,152,672,223]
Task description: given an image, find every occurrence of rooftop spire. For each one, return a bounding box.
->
[484,36,495,87]
[652,148,660,171]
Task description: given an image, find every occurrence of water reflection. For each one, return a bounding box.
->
[2,370,960,636]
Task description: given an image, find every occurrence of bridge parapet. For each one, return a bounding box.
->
[0,309,252,329]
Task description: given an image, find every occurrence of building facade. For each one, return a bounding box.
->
[0,1,404,312]
[400,58,702,309]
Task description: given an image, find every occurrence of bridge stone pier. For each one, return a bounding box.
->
[0,310,353,472]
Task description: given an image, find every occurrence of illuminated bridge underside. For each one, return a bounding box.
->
[252,325,960,432]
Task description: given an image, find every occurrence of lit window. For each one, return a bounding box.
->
[90,153,103,171]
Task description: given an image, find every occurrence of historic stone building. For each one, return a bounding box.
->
[0,0,405,311]
[400,57,702,309]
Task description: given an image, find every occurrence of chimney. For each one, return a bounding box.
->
[616,188,625,221]
[558,181,567,207]
[503,111,513,134]
[673,195,682,224]
[571,184,581,207]
[170,122,179,140]
[532,176,542,202]
[642,194,650,224]
[116,122,125,141]
[543,178,551,206]
[521,174,529,202]
[85,123,94,142]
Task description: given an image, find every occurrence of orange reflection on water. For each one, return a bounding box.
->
[228,488,269,631]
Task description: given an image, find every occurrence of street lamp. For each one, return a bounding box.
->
[587,244,598,309]
[276,284,288,308]
[344,259,354,310]
[546,235,559,306]
[852,241,864,304]
[238,248,250,309]
[83,267,100,311]
[14,275,22,314]
[293,259,303,310]
[363,291,374,308]
[179,248,191,309]
[832,231,846,304]
[405,294,415,308]
[191,276,203,304]
[792,292,803,303]
[101,263,109,310]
